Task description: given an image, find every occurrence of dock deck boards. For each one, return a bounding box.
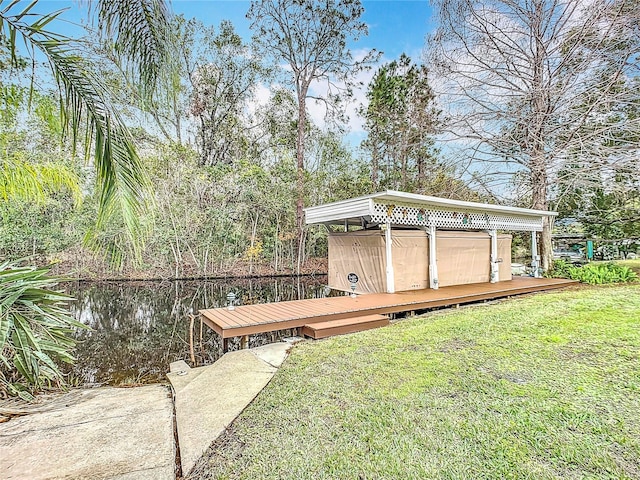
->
[200,276,576,339]
[301,314,390,340]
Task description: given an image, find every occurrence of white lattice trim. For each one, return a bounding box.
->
[371,200,543,231]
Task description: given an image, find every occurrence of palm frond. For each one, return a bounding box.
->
[0,1,154,260]
[38,38,151,252]
[0,260,88,398]
[0,0,66,70]
[92,0,172,104]
[0,157,82,205]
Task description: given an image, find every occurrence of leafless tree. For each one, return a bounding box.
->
[428,0,640,269]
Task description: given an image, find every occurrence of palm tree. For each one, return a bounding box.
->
[0,0,173,398]
[0,0,172,251]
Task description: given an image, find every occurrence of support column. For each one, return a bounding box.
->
[384,222,395,293]
[489,229,499,283]
[531,231,540,278]
[428,224,439,290]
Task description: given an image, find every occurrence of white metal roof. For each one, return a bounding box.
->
[304,190,556,232]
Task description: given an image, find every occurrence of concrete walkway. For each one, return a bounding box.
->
[168,342,292,475]
[0,341,293,480]
[0,385,175,480]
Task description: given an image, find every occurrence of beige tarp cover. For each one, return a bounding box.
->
[328,231,386,294]
[497,235,513,282]
[328,230,512,293]
[392,230,430,291]
[436,231,512,287]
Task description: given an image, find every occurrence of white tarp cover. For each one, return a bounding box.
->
[328,230,512,293]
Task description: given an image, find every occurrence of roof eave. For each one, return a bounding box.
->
[304,190,557,226]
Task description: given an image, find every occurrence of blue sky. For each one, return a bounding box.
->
[170,0,433,61]
[40,0,432,61]
[168,1,435,138]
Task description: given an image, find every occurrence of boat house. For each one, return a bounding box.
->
[304,190,556,294]
[199,191,570,346]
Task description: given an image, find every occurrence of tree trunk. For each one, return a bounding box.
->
[417,150,425,187]
[530,0,553,271]
[371,142,379,189]
[295,92,306,275]
[249,212,259,276]
[172,89,182,145]
[274,214,280,273]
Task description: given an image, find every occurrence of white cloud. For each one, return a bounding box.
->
[248,83,272,115]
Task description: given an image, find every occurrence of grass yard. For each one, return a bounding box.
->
[189,285,640,480]
[616,259,640,274]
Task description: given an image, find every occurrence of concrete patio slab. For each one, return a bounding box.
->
[168,342,291,475]
[250,341,292,368]
[0,385,175,480]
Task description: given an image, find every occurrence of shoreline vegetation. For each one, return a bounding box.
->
[48,256,329,282]
[47,258,640,283]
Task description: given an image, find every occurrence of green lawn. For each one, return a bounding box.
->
[615,259,640,274]
[189,285,640,480]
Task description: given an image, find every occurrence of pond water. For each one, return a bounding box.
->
[63,275,331,387]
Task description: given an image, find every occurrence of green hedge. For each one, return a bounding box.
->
[547,260,638,284]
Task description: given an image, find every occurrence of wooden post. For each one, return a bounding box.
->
[188,314,196,363]
[428,224,439,289]
[384,222,395,293]
[222,337,229,353]
[199,317,204,356]
[241,335,249,350]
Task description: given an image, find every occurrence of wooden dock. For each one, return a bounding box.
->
[200,276,576,341]
[301,314,390,339]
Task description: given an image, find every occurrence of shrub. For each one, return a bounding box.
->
[547,259,575,278]
[0,261,87,400]
[548,260,638,285]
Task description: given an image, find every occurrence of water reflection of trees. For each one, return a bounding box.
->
[63,276,329,386]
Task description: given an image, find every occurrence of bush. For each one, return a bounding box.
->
[0,261,87,400]
[548,260,638,285]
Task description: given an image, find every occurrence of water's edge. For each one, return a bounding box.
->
[64,276,332,387]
